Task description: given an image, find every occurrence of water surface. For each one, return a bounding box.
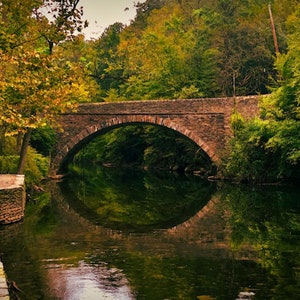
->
[0,167,299,299]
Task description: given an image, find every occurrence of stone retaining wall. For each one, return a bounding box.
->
[0,174,26,225]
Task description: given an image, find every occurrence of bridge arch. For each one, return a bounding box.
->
[52,115,219,175]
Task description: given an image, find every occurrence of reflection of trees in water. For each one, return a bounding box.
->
[1,181,298,299]
[51,179,255,262]
[48,181,265,299]
[223,184,300,298]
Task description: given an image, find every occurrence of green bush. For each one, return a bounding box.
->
[24,147,49,186]
[0,155,19,173]
[0,146,49,187]
[30,127,57,156]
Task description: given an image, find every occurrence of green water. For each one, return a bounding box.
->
[0,166,299,299]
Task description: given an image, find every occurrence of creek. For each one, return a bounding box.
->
[0,166,299,299]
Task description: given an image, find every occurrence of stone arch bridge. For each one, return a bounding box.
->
[50,95,260,175]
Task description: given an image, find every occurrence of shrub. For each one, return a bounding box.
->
[0,146,49,187]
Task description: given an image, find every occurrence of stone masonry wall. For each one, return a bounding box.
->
[0,175,26,225]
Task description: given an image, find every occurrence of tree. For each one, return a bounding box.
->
[0,0,93,174]
[92,0,295,100]
[91,22,126,99]
[223,3,300,182]
[260,3,300,173]
[110,3,210,100]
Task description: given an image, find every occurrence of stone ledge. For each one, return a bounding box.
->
[0,174,24,190]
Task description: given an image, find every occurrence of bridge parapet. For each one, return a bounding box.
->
[75,96,259,115]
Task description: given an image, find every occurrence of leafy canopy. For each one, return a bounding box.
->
[0,0,93,137]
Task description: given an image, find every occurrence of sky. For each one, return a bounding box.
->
[79,0,146,39]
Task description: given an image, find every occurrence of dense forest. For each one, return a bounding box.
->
[91,0,296,100]
[0,0,299,185]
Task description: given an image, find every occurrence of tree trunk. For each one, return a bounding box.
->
[16,131,23,152]
[17,128,32,174]
[0,127,6,155]
[268,3,279,55]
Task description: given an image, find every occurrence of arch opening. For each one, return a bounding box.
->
[53,116,219,176]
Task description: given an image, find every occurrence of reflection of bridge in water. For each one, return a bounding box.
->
[167,195,227,242]
[50,182,255,260]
